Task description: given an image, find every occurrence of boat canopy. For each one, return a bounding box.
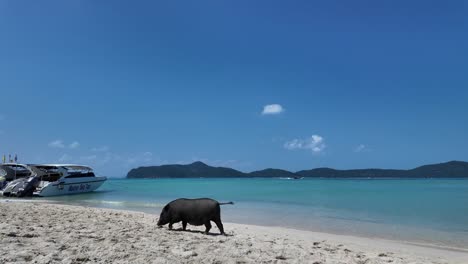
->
[1,163,32,168]
[30,164,93,171]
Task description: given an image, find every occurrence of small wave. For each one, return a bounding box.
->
[78,199,166,208]
[96,200,126,205]
[323,215,382,224]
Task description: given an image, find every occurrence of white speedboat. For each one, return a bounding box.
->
[29,164,107,197]
[0,163,39,197]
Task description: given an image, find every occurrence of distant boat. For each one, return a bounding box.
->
[29,164,107,197]
[279,176,304,180]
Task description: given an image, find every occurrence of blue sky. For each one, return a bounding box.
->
[0,1,467,176]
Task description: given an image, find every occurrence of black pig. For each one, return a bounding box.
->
[157,198,233,235]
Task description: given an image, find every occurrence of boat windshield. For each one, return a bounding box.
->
[29,166,62,182]
[65,171,96,178]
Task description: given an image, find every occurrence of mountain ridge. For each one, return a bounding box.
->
[127,160,468,178]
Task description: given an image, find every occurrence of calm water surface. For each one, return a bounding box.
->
[40,178,468,249]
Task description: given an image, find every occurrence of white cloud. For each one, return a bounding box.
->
[69,141,80,149]
[354,144,370,153]
[58,154,72,162]
[91,146,109,152]
[261,104,284,115]
[48,140,65,148]
[49,140,80,149]
[284,135,326,153]
[85,152,121,166]
[143,152,153,162]
[125,157,137,165]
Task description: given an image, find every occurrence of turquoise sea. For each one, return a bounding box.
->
[42,178,468,249]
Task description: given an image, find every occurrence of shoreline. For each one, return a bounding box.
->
[232,222,468,255]
[1,200,467,263]
[3,198,468,254]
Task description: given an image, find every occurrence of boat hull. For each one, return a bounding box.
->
[34,177,107,197]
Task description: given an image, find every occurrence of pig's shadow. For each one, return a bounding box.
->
[170,228,233,237]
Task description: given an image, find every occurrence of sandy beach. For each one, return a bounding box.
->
[1,201,467,264]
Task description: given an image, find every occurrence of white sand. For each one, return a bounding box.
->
[1,201,467,264]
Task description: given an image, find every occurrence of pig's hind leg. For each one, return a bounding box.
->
[213,217,225,235]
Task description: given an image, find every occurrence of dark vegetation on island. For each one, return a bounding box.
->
[127,161,468,179]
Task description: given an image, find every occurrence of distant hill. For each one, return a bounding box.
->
[127,161,244,178]
[296,161,468,178]
[248,168,299,178]
[296,168,405,178]
[127,161,468,179]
